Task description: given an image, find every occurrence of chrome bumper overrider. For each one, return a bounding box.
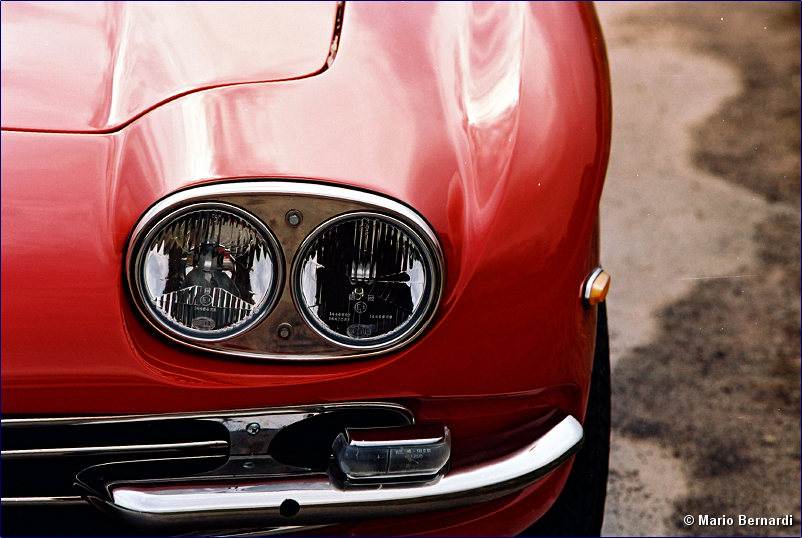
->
[84,415,583,530]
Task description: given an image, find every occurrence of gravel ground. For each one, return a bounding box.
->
[597,2,800,536]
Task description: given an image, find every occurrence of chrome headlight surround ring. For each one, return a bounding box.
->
[127,201,284,344]
[291,211,443,352]
[124,180,445,360]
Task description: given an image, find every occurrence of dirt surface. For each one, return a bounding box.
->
[596,2,800,536]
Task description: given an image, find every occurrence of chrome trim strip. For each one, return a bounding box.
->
[1,440,228,460]
[124,180,446,361]
[1,402,412,427]
[128,182,443,262]
[103,416,582,528]
[1,496,85,506]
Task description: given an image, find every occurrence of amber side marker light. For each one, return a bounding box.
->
[582,267,611,308]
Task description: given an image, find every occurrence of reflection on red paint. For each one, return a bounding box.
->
[1,2,611,535]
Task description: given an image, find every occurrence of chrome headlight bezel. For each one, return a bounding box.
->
[127,201,284,344]
[124,181,445,360]
[291,211,443,351]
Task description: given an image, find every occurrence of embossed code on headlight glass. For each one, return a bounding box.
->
[298,217,427,344]
[142,207,275,337]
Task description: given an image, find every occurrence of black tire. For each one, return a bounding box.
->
[520,302,611,537]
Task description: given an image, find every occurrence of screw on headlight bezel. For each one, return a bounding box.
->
[127,201,284,344]
[291,211,442,351]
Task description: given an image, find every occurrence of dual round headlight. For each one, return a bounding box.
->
[132,203,282,342]
[294,213,438,349]
[130,203,440,354]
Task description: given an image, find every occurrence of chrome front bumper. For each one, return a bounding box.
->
[85,415,583,530]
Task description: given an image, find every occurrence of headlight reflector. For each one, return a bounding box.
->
[131,203,282,342]
[293,213,440,349]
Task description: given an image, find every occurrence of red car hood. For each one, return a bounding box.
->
[1,2,610,416]
[0,1,339,133]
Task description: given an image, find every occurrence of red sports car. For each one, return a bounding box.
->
[1,1,612,535]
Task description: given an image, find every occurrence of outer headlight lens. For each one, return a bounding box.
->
[293,212,440,349]
[131,203,282,342]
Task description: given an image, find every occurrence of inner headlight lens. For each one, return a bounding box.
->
[294,213,439,349]
[133,203,281,341]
